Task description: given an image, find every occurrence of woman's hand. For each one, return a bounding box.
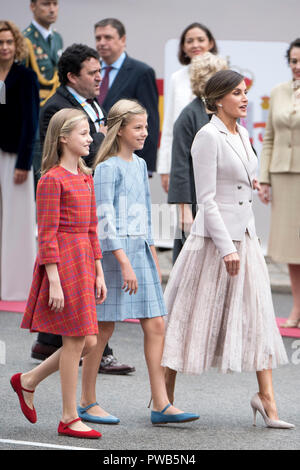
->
[223,252,240,276]
[258,183,271,204]
[178,204,194,235]
[48,279,64,312]
[14,169,28,185]
[252,178,261,191]
[95,275,107,304]
[161,174,170,193]
[121,260,138,295]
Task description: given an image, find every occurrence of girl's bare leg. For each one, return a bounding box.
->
[165,367,177,405]
[140,316,183,414]
[80,322,115,417]
[20,334,97,430]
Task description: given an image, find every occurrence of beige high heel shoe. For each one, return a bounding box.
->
[250,393,295,429]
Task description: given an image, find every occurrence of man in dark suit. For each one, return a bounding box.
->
[40,43,106,167]
[32,44,135,375]
[94,18,159,173]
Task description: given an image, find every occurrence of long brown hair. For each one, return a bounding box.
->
[41,108,92,176]
[93,99,147,169]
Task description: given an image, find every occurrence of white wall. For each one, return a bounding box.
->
[2,0,300,76]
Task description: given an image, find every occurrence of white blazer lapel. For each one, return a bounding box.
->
[211,115,252,185]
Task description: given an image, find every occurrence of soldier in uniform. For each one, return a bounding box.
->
[24,0,63,189]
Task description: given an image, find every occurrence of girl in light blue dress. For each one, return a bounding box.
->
[78,99,199,426]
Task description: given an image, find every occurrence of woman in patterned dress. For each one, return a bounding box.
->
[11,108,106,439]
[78,99,199,425]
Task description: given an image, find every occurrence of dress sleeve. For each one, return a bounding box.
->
[88,175,102,259]
[36,174,61,265]
[94,163,123,253]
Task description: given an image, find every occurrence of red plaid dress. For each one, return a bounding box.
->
[21,166,102,336]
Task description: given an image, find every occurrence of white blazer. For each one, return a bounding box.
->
[156,66,195,174]
[190,114,258,258]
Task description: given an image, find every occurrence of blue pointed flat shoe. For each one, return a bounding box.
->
[77,402,120,425]
[151,403,200,425]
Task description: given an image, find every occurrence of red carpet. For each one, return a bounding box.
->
[276,318,300,338]
[0,302,297,335]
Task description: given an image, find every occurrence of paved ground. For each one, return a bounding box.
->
[0,290,299,453]
[0,249,299,454]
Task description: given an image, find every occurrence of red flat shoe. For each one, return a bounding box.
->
[10,373,37,424]
[58,418,102,439]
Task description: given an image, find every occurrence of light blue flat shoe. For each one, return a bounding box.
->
[151,403,200,425]
[77,402,120,425]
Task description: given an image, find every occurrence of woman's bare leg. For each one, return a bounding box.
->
[287,264,300,323]
[256,369,278,420]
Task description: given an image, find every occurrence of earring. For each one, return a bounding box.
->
[217,103,223,108]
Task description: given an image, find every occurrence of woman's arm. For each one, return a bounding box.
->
[191,128,238,266]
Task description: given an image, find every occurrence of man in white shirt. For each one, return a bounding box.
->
[94,18,159,173]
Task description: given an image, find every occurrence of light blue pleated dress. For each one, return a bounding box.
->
[94,155,167,322]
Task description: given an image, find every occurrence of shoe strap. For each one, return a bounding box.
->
[21,385,35,393]
[161,403,172,414]
[62,417,81,429]
[80,402,99,412]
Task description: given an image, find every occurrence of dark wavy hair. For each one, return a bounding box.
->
[178,22,218,65]
[286,38,300,63]
[58,43,99,86]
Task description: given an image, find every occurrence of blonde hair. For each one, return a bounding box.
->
[190,52,228,98]
[94,99,147,168]
[0,20,28,62]
[41,108,92,176]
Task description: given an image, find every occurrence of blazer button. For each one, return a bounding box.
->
[239,201,243,205]
[237,185,242,189]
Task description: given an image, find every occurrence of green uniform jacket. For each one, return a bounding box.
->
[23,22,63,106]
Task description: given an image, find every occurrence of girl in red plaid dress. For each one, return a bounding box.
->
[10,109,107,439]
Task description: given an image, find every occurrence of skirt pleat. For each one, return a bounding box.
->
[161,234,288,375]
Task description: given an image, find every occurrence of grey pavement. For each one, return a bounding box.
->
[0,251,299,452]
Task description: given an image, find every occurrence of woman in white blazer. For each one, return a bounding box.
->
[162,70,293,429]
[156,22,217,192]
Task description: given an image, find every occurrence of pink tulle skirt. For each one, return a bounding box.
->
[161,234,288,375]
